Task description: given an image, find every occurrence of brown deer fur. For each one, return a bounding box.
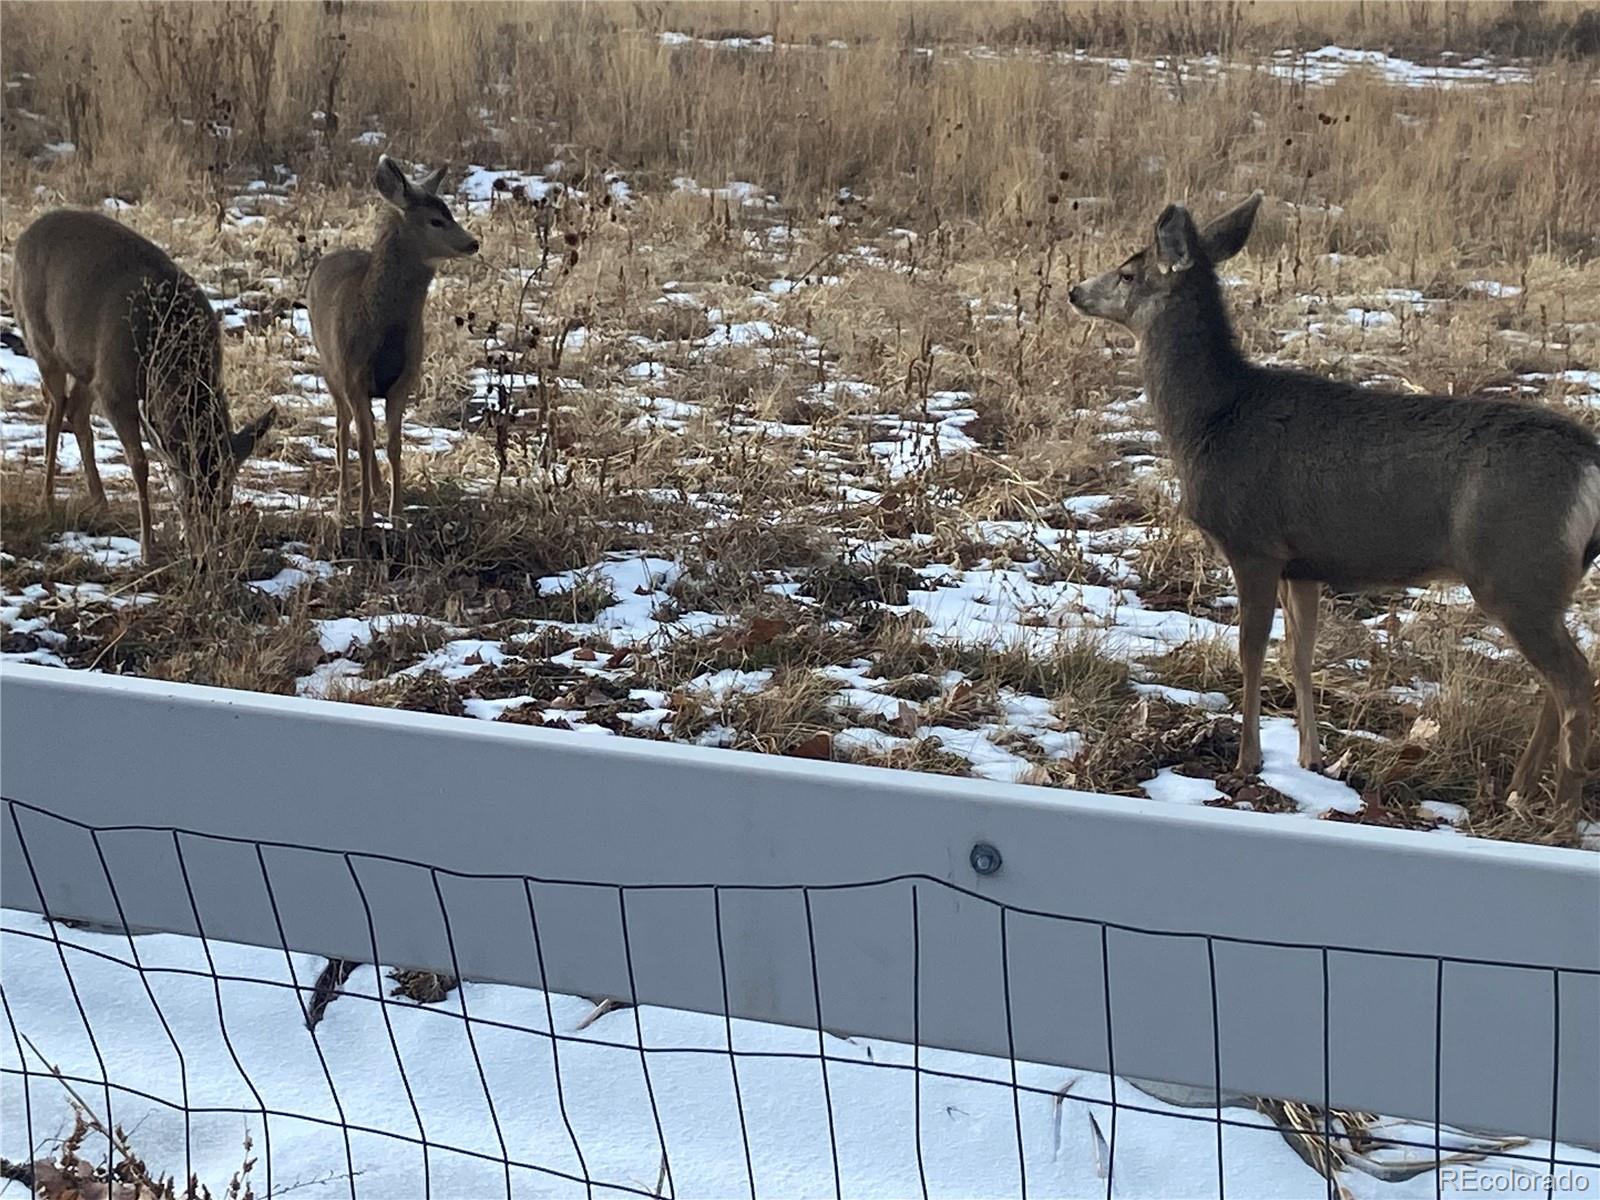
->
[12,209,276,554]
[1069,193,1600,822]
[306,155,478,526]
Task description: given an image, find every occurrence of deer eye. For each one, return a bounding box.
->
[429,217,446,228]
[1118,268,1136,283]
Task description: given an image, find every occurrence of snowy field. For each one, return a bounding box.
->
[3,132,1595,834]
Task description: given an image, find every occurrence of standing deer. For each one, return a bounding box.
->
[1068,192,1600,822]
[307,155,478,527]
[12,209,277,554]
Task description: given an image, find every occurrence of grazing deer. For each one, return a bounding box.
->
[306,155,478,526]
[1069,193,1600,822]
[12,209,277,554]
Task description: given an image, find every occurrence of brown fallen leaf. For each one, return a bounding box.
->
[722,615,789,651]
[894,700,921,736]
[786,731,834,760]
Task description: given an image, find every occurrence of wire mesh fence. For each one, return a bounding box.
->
[2,792,1597,1200]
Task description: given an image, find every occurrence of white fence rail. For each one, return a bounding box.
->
[1,662,1597,1151]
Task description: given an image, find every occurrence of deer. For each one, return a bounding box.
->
[306,155,478,528]
[1068,192,1600,826]
[12,209,278,556]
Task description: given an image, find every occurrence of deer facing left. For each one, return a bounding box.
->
[12,209,278,555]
[307,155,479,527]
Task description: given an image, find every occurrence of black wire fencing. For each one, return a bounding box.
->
[1,794,1596,1200]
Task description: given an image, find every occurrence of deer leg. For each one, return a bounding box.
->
[384,397,405,526]
[332,390,352,522]
[39,361,69,511]
[1231,558,1282,776]
[1499,610,1592,827]
[353,397,377,529]
[1591,679,1600,774]
[1509,693,1560,802]
[127,443,153,557]
[102,396,154,557]
[69,381,105,508]
[1281,579,1322,770]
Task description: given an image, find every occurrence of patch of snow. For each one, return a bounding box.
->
[1265,45,1532,89]
[917,724,1036,783]
[0,343,42,387]
[52,532,142,568]
[672,176,775,207]
[1134,682,1230,711]
[1144,769,1226,805]
[1255,717,1363,815]
[400,638,507,682]
[837,726,908,755]
[1062,494,1115,523]
[294,657,370,698]
[832,687,902,719]
[1420,800,1468,826]
[314,614,433,656]
[686,668,774,703]
[536,556,718,645]
[250,553,335,598]
[618,706,672,731]
[462,695,540,721]
[1032,729,1084,760]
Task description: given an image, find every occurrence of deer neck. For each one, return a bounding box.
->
[1137,279,1247,457]
[365,219,436,322]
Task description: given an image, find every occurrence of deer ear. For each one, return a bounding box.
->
[1199,190,1264,264]
[231,406,277,463]
[419,164,449,196]
[374,155,413,209]
[1153,204,1196,273]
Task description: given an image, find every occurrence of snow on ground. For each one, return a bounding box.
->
[895,562,1271,660]
[672,176,778,207]
[4,912,1593,1199]
[454,164,631,214]
[1264,44,1535,88]
[653,33,1543,92]
[250,551,337,599]
[3,193,1591,834]
[0,342,43,388]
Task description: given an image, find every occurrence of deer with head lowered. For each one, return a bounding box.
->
[12,209,278,555]
[307,155,479,527]
[1069,193,1600,825]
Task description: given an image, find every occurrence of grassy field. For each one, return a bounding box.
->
[2,1,1598,847]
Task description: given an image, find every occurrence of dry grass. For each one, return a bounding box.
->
[5,2,1599,257]
[2,2,1597,845]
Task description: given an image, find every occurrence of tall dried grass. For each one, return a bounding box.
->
[4,2,1597,261]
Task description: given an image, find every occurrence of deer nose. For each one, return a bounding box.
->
[1068,285,1083,306]
[465,238,480,255]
